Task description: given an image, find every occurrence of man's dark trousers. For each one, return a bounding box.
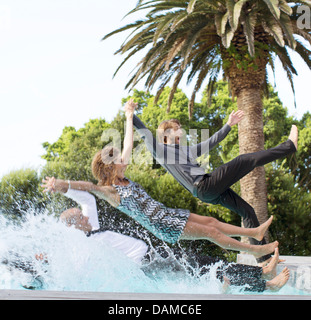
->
[197,140,296,262]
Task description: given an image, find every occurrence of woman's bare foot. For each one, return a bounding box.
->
[288,125,298,151]
[252,241,279,259]
[266,267,290,291]
[262,248,279,279]
[254,216,274,241]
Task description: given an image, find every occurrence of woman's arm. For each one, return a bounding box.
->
[41,177,120,207]
[122,99,138,165]
[41,177,95,194]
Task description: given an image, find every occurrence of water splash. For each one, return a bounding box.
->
[0,211,223,294]
[0,210,308,296]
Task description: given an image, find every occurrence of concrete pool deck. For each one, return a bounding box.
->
[1,255,311,300]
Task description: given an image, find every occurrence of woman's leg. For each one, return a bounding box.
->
[180,218,278,258]
[186,213,273,242]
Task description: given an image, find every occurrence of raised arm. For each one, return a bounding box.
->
[189,124,232,158]
[132,114,166,164]
[189,110,244,158]
[122,99,138,165]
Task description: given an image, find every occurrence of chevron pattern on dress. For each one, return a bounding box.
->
[113,180,190,244]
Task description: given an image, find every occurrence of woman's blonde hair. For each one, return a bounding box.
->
[157,119,181,144]
[91,146,120,186]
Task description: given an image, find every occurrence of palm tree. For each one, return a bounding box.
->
[104,0,311,232]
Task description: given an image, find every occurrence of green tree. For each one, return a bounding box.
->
[41,118,111,181]
[103,0,311,233]
[291,113,311,191]
[0,169,43,218]
[266,163,311,255]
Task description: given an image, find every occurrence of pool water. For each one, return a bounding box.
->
[0,212,309,296]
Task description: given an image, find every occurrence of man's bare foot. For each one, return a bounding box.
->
[252,241,279,259]
[254,216,274,241]
[222,276,231,294]
[258,258,270,268]
[288,125,298,151]
[258,256,285,268]
[266,267,290,291]
[262,248,279,280]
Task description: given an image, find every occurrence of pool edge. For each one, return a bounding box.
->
[1,289,310,300]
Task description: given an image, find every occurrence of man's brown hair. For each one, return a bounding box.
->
[157,119,181,144]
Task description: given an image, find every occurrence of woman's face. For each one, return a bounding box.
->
[114,155,127,179]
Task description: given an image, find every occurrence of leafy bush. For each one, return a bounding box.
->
[0,169,43,218]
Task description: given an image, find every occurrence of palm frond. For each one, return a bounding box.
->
[272,44,298,106]
[232,0,248,30]
[262,0,281,20]
[103,0,311,117]
[294,39,311,69]
[167,70,184,112]
[102,20,148,41]
[279,0,293,15]
[242,9,257,56]
[279,12,296,49]
[261,18,285,47]
[187,0,197,13]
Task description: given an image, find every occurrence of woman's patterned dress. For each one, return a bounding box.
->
[113,179,190,244]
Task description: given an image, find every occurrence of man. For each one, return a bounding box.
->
[59,186,148,265]
[131,106,298,263]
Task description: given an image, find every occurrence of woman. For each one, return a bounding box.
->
[42,99,278,259]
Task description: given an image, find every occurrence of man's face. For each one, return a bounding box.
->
[75,214,92,233]
[61,210,92,233]
[166,127,183,145]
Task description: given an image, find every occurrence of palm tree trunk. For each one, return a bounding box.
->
[236,88,269,242]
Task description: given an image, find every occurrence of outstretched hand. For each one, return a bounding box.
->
[41,177,69,194]
[41,176,56,193]
[227,110,244,127]
[124,98,138,118]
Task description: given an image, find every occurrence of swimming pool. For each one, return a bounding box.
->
[0,212,309,296]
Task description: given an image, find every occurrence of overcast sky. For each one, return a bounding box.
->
[0,0,310,179]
